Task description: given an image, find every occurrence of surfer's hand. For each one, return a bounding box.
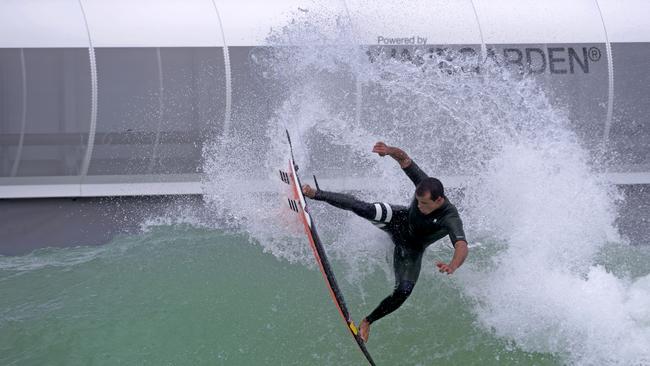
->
[373,142,412,168]
[302,184,317,198]
[436,261,456,275]
[372,141,390,156]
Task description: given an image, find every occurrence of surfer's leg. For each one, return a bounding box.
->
[365,280,416,324]
[393,246,424,285]
[364,247,423,325]
[359,279,415,343]
[313,190,398,227]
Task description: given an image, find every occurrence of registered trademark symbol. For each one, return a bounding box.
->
[588,47,602,62]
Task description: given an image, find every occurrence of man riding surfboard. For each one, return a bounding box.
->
[302,141,469,342]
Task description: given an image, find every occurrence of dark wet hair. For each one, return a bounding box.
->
[415,177,444,200]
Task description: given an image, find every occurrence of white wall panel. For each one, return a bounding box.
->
[82,0,223,47]
[215,0,312,46]
[346,0,482,45]
[597,0,650,43]
[2,0,650,47]
[473,0,605,44]
[0,0,88,47]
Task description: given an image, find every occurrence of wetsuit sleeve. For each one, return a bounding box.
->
[442,215,467,247]
[402,160,429,186]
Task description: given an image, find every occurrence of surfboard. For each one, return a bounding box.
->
[279,130,377,366]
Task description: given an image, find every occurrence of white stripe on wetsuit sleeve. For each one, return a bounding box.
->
[383,203,392,223]
[374,203,382,221]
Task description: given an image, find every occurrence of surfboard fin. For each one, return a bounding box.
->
[313,175,320,191]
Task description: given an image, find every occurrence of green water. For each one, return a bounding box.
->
[1,225,560,365]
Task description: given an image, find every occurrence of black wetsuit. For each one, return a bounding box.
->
[312,161,466,324]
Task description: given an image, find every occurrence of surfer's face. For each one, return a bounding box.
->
[415,192,444,215]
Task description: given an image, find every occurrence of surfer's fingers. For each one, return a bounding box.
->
[372,144,389,156]
[302,185,316,197]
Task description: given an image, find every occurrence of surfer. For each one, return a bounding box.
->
[301,141,468,343]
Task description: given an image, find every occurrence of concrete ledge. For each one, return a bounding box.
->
[1,172,649,199]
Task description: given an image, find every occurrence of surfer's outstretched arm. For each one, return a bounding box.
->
[436,240,468,275]
[372,141,412,168]
[372,142,429,186]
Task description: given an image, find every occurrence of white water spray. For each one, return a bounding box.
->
[201,10,650,365]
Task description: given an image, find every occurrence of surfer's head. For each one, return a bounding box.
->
[415,177,445,214]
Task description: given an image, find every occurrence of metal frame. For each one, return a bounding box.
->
[78,0,98,178]
[211,0,232,138]
[595,0,615,142]
[9,49,27,177]
[148,47,165,173]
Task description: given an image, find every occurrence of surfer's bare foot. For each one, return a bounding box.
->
[359,318,370,343]
[302,184,317,198]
